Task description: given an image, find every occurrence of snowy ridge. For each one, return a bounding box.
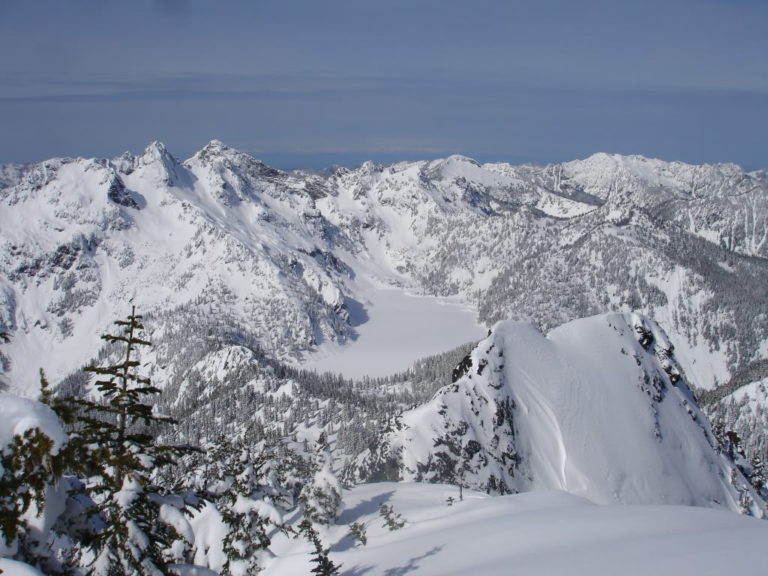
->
[0,142,356,392]
[352,313,764,516]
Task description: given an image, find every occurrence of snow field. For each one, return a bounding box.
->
[298,278,485,379]
[262,482,768,576]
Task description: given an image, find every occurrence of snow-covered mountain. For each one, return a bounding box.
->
[0,141,357,394]
[2,142,767,395]
[350,313,764,516]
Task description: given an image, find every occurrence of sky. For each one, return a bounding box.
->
[0,0,766,170]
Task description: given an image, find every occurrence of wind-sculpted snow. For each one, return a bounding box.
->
[351,313,765,516]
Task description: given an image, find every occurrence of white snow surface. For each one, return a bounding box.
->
[298,279,484,378]
[0,559,46,576]
[263,482,768,576]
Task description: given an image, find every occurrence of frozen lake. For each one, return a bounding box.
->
[298,283,485,379]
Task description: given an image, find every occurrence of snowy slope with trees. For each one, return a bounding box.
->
[0,305,766,574]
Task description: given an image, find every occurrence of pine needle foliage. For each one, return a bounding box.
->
[378,503,405,531]
[0,427,59,549]
[348,522,367,547]
[61,306,191,576]
[298,519,341,576]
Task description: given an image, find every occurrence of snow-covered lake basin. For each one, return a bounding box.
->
[297,283,485,379]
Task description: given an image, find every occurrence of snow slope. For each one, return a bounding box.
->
[352,313,764,516]
[264,482,768,576]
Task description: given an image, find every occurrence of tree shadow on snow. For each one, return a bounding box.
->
[383,546,444,576]
[342,565,375,576]
[337,491,395,525]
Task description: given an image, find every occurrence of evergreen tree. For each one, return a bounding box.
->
[347,522,367,547]
[378,503,405,531]
[64,306,191,576]
[748,454,765,494]
[0,427,59,558]
[300,433,342,525]
[202,436,289,576]
[0,371,71,571]
[298,519,341,576]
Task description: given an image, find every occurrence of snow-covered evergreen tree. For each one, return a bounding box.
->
[0,427,59,563]
[348,521,367,547]
[199,436,289,576]
[298,519,341,576]
[378,503,405,531]
[746,454,765,496]
[300,433,342,525]
[67,307,192,576]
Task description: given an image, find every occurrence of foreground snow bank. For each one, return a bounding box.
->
[264,482,768,576]
[0,558,45,576]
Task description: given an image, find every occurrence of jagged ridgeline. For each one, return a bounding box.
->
[1,142,768,461]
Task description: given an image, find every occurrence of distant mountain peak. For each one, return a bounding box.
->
[141,140,172,161]
[197,139,234,156]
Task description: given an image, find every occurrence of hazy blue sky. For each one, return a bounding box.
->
[0,0,766,169]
